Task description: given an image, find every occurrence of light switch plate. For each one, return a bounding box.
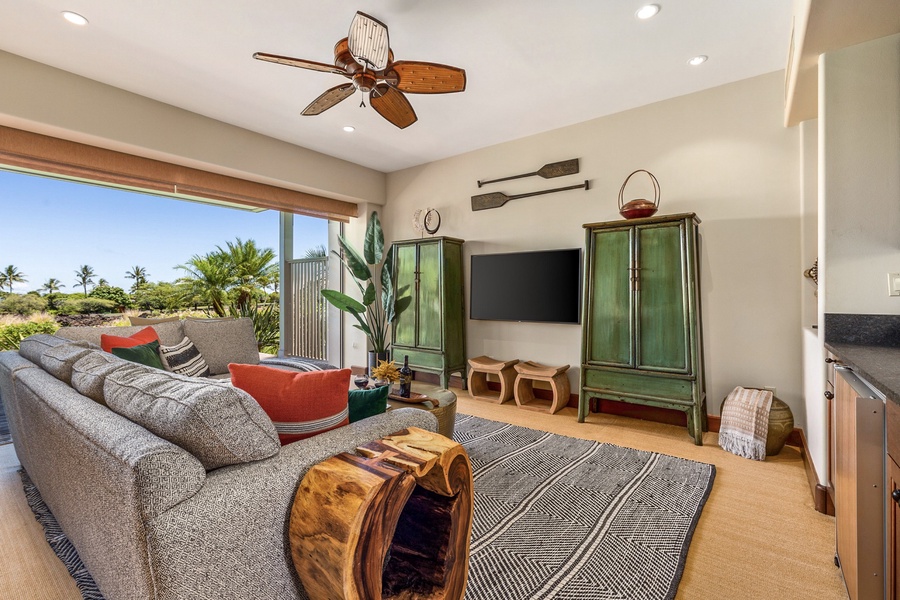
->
[889,273,900,296]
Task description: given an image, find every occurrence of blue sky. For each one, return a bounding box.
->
[0,169,328,293]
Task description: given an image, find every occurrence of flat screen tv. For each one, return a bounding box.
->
[469,248,582,324]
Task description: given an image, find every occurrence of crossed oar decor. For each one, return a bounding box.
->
[472,158,588,211]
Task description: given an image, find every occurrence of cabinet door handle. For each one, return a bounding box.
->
[892,489,900,505]
[824,391,834,400]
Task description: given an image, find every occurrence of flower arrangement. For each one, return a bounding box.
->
[370,359,401,383]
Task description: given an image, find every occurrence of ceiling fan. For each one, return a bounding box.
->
[254,11,467,129]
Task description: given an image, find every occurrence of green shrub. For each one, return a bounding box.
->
[0,320,59,351]
[57,297,118,315]
[133,282,189,312]
[89,285,133,311]
[0,294,48,316]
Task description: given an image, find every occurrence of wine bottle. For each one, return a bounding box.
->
[399,355,412,398]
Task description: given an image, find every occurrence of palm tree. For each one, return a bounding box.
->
[125,265,149,292]
[177,254,232,317]
[97,278,110,287]
[0,265,27,294]
[74,265,96,295]
[39,278,65,295]
[217,238,277,312]
[304,244,327,259]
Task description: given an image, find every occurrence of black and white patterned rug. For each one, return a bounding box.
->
[0,398,11,446]
[455,415,715,600]
[20,415,714,600]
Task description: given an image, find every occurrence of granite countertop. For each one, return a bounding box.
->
[824,313,900,405]
[824,341,900,405]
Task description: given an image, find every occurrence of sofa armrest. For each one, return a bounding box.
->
[145,407,438,600]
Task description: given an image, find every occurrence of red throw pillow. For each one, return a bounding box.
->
[100,326,160,353]
[229,364,351,445]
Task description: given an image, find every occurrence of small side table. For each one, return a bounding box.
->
[467,355,519,404]
[514,361,570,414]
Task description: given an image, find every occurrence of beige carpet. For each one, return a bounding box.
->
[0,391,847,599]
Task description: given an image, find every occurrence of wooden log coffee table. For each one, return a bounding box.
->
[289,427,473,600]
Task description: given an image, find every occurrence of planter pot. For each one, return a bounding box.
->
[367,350,389,377]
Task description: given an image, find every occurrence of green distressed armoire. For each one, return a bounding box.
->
[578,213,707,444]
[391,236,467,389]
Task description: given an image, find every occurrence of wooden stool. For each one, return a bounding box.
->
[513,361,570,414]
[467,355,519,403]
[290,427,473,600]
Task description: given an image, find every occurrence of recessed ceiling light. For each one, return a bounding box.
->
[342,126,355,133]
[635,4,660,20]
[62,11,88,26]
[687,55,708,66]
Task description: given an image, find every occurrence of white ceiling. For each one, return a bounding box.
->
[0,0,793,173]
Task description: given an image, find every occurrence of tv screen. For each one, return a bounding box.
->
[470,248,582,324]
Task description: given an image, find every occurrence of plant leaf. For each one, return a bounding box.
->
[321,289,366,314]
[364,212,384,266]
[337,235,372,282]
[363,281,376,306]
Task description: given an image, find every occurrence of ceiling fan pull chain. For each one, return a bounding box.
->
[360,97,366,108]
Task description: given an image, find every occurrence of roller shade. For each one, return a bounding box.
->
[0,125,358,221]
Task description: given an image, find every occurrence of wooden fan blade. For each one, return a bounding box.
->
[253,52,347,76]
[370,84,417,129]
[388,61,467,94]
[302,83,356,116]
[348,12,390,71]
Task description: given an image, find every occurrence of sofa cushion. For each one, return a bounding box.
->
[183,318,259,375]
[71,350,139,405]
[111,340,165,370]
[56,320,185,348]
[100,326,159,353]
[40,340,96,384]
[348,385,390,423]
[229,364,351,445]
[104,367,280,469]
[159,337,211,378]
[18,334,75,364]
[129,315,180,326]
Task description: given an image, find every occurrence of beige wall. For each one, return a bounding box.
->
[822,34,900,315]
[0,50,385,204]
[384,71,804,423]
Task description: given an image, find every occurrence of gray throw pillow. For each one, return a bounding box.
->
[104,367,279,469]
[183,318,259,376]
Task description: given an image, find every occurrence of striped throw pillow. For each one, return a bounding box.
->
[228,364,351,445]
[159,336,211,377]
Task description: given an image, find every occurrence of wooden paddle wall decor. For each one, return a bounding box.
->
[471,180,590,211]
[477,158,579,188]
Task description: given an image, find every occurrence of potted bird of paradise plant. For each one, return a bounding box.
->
[321,212,411,375]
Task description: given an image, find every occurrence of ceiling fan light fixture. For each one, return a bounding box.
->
[635,4,660,20]
[62,11,88,26]
[687,55,708,66]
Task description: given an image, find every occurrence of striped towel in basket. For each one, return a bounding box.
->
[718,386,773,461]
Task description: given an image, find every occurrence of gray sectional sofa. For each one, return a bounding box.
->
[0,320,436,600]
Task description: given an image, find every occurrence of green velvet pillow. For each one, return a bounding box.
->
[348,385,390,423]
[111,340,164,370]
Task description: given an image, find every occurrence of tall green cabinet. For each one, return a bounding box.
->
[578,213,707,444]
[391,236,467,389]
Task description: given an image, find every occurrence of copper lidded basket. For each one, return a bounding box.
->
[618,169,660,219]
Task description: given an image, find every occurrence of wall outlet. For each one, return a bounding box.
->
[889,272,900,296]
